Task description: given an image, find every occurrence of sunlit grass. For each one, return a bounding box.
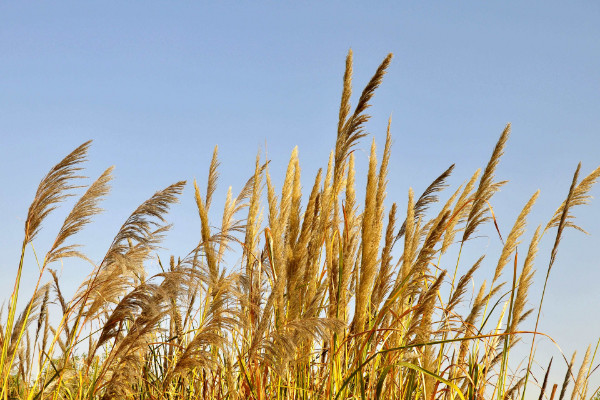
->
[2,51,599,400]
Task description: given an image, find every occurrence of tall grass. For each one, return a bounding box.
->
[2,51,599,400]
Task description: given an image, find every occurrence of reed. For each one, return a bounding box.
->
[1,51,598,400]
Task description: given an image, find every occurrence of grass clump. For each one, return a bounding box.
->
[2,50,600,400]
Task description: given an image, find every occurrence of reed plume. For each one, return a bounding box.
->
[353,139,380,333]
[442,168,480,254]
[572,345,591,400]
[560,352,577,400]
[493,190,539,286]
[396,164,455,242]
[25,141,91,244]
[462,124,510,243]
[47,166,113,264]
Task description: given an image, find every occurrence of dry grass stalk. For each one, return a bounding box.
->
[442,168,481,254]
[560,352,577,400]
[25,141,91,244]
[334,52,392,183]
[353,140,380,333]
[509,225,541,334]
[545,165,600,235]
[539,357,553,400]
[447,256,485,315]
[571,345,591,400]
[371,203,397,312]
[399,188,416,287]
[457,279,498,365]
[194,180,218,280]
[338,154,360,321]
[47,166,114,264]
[463,124,511,243]
[396,163,455,242]
[493,190,539,286]
[205,145,220,211]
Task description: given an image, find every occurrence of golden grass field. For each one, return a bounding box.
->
[2,51,599,400]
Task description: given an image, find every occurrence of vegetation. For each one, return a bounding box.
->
[1,51,599,400]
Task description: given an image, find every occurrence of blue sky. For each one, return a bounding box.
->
[1,2,599,394]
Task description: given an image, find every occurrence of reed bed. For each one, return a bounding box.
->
[2,51,599,400]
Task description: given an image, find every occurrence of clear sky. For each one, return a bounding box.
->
[1,1,599,395]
